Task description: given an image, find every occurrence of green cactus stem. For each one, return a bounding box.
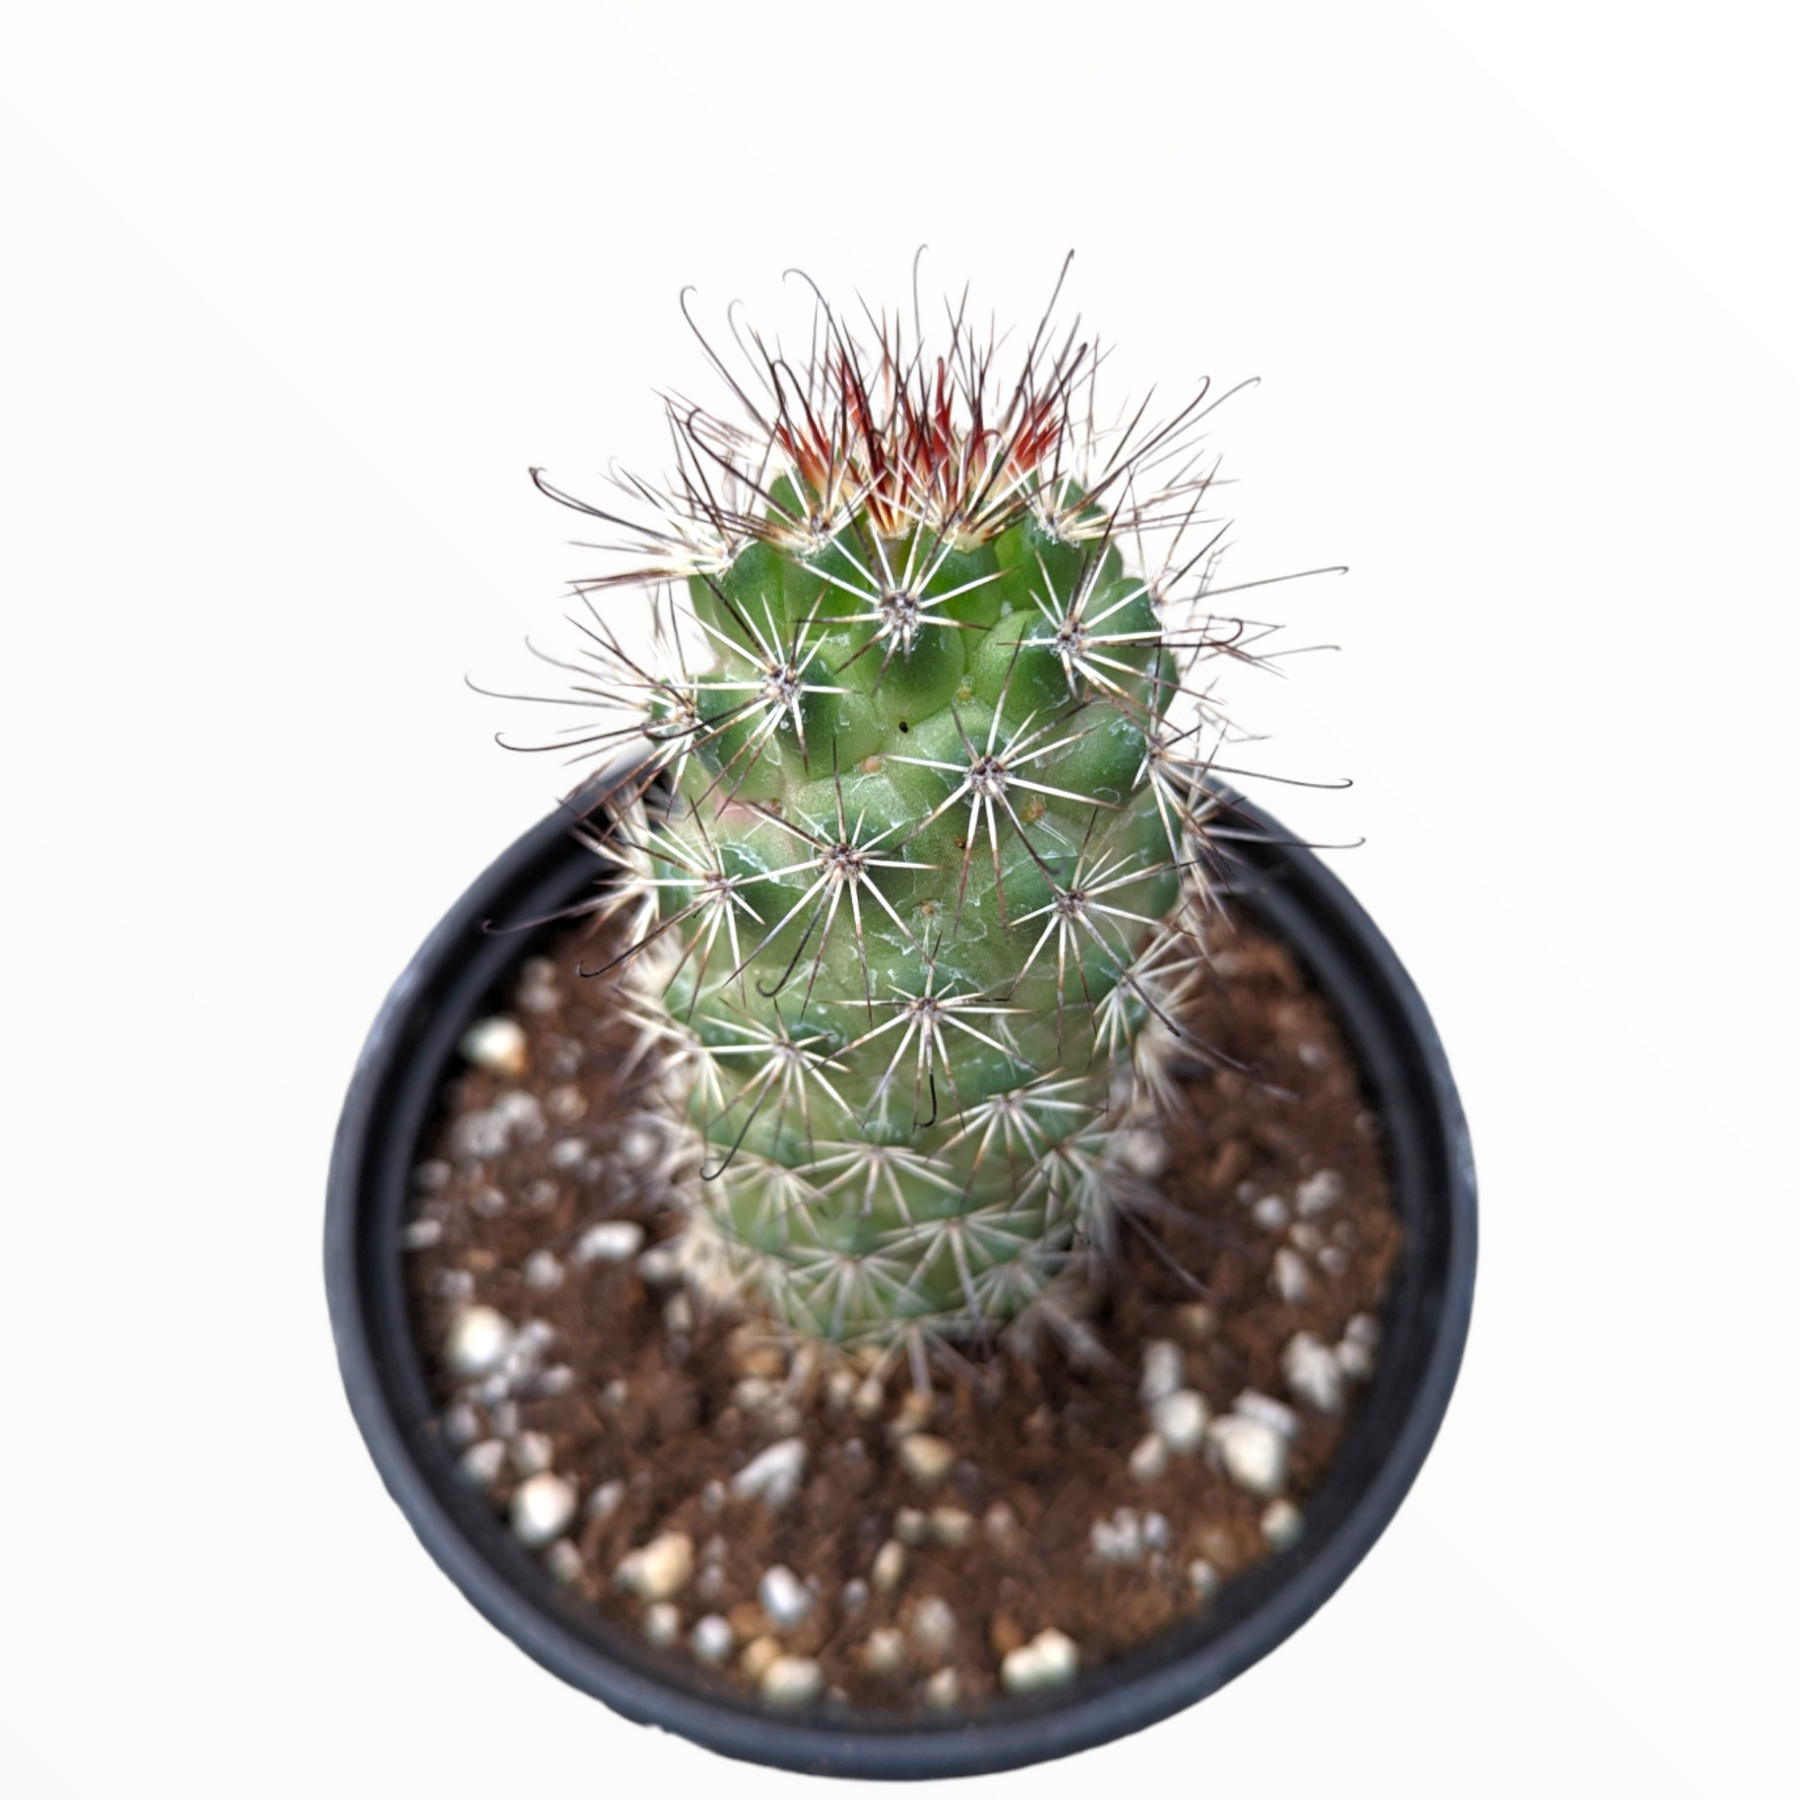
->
[524,262,1298,1372]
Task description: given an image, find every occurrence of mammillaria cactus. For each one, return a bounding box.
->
[519,264,1307,1378]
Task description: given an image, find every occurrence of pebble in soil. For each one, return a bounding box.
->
[404,921,1400,1714]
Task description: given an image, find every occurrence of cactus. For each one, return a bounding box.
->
[523,264,1286,1375]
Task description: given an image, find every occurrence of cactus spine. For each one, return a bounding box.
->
[537,267,1261,1369]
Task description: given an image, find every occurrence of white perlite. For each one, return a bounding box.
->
[547,1083,587,1122]
[1296,1169,1345,1217]
[909,1596,956,1661]
[1235,1390,1300,1438]
[1271,1246,1311,1304]
[523,1249,563,1292]
[1337,1311,1382,1379]
[544,1540,584,1586]
[1001,1629,1079,1694]
[445,1305,513,1378]
[758,1565,813,1629]
[619,1125,661,1168]
[1282,1332,1346,1414]
[761,1656,823,1706]
[1210,1415,1289,1497]
[643,1602,681,1647]
[498,1326,550,1394]
[1187,1558,1220,1599]
[615,1531,694,1602]
[930,1507,974,1547]
[872,1539,908,1591]
[494,1090,545,1142]
[451,1109,509,1163]
[863,1627,906,1674]
[897,1435,955,1485]
[511,1431,554,1476]
[924,1668,961,1709]
[436,1268,475,1304]
[518,956,559,1004]
[1251,1193,1290,1230]
[731,1438,807,1511]
[635,1242,683,1284]
[442,1402,480,1448]
[1150,1388,1209,1453]
[459,1016,529,1077]
[1117,1130,1168,1178]
[510,1473,577,1548]
[1261,1498,1305,1549]
[691,1614,735,1664]
[456,1440,506,1489]
[1128,1433,1170,1483]
[587,1478,625,1521]
[1138,1339,1184,1405]
[1090,1508,1144,1564]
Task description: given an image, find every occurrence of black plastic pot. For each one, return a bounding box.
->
[326,787,1476,1779]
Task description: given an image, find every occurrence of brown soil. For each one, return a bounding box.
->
[403,912,1399,1713]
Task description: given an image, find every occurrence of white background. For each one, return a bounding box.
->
[2,3,1796,1795]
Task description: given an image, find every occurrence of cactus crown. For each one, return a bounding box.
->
[525,263,1283,1377]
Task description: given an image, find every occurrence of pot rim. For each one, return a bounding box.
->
[325,783,1476,1779]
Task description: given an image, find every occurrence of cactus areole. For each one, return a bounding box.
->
[527,266,1300,1370]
